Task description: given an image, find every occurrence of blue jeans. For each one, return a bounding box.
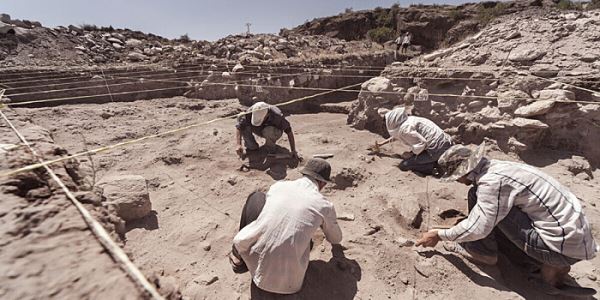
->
[462,187,579,267]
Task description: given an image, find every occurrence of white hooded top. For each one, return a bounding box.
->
[385,108,451,155]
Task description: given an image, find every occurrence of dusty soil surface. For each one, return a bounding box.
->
[11,96,600,299]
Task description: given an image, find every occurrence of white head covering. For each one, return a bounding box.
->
[250,102,270,126]
[385,107,408,137]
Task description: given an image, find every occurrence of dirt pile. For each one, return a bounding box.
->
[203,33,384,63]
[0,112,147,299]
[0,13,389,69]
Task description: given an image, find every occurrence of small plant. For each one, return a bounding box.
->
[344,7,353,14]
[449,8,466,21]
[557,0,585,10]
[477,2,509,25]
[367,27,395,43]
[589,0,600,9]
[179,33,191,42]
[81,23,98,31]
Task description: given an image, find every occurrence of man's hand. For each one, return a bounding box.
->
[236,146,245,158]
[368,141,381,153]
[292,151,303,161]
[415,230,441,248]
[401,151,414,159]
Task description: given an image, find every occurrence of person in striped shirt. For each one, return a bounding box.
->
[416,143,598,290]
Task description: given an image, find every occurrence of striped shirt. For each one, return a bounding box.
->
[439,159,597,260]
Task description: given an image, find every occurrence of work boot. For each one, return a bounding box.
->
[444,242,498,265]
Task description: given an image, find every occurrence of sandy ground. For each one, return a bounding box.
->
[12,96,600,300]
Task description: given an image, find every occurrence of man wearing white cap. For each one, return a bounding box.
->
[374,107,453,175]
[235,102,298,158]
[416,143,598,295]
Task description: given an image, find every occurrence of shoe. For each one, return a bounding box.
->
[444,242,498,265]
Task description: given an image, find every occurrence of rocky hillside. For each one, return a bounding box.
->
[0,13,385,69]
[284,0,574,51]
[348,8,600,166]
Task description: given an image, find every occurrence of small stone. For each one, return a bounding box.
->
[227,176,238,186]
[194,274,219,286]
[397,237,415,247]
[337,213,355,221]
[365,224,382,236]
[202,242,211,251]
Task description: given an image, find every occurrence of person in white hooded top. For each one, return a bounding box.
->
[374,107,453,175]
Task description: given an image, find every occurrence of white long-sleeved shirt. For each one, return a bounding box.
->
[439,159,598,260]
[393,116,452,155]
[233,177,343,294]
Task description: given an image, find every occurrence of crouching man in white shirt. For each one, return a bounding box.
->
[229,158,343,296]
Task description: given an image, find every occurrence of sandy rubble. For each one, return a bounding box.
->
[6,96,600,300]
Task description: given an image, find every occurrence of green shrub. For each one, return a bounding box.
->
[449,8,466,21]
[557,0,584,10]
[477,2,509,25]
[81,23,98,31]
[589,0,600,9]
[367,27,396,43]
[179,33,191,42]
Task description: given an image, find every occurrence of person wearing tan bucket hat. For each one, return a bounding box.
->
[416,143,598,295]
[235,101,299,159]
[230,158,343,295]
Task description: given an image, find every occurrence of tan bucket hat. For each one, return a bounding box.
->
[438,142,485,182]
[250,102,270,126]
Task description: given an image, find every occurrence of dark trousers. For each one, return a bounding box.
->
[462,187,579,267]
[399,140,453,175]
[231,192,266,274]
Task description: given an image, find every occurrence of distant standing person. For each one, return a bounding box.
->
[394,33,404,60]
[373,107,453,175]
[235,101,299,158]
[401,32,411,54]
[229,158,343,296]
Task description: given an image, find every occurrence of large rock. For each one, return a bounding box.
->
[497,90,529,111]
[359,77,392,94]
[348,77,398,135]
[508,47,546,62]
[100,175,152,221]
[530,64,559,78]
[512,117,549,129]
[125,38,143,47]
[514,100,555,117]
[538,89,575,101]
[127,52,148,62]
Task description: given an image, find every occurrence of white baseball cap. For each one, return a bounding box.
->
[250,102,270,126]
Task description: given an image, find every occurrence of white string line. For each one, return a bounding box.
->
[100,68,115,103]
[529,74,599,94]
[0,82,363,178]
[1,61,384,85]
[5,70,315,107]
[6,68,319,97]
[2,54,390,79]
[0,110,165,300]
[6,71,504,98]
[6,74,599,108]
[3,63,377,91]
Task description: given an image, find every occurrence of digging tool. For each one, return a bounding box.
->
[313,153,334,159]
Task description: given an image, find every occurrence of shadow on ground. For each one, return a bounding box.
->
[243,145,300,180]
[250,246,361,300]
